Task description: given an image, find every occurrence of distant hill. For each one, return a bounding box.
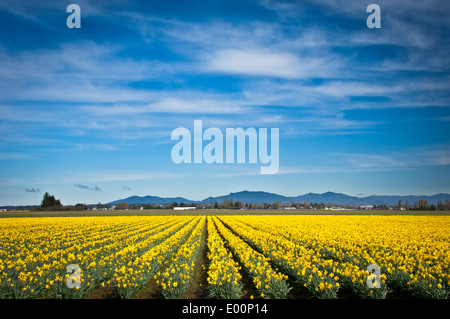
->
[107,191,450,207]
[107,195,193,205]
[200,191,288,205]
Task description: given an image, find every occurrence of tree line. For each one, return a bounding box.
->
[394,199,450,211]
[32,192,87,211]
[29,192,450,211]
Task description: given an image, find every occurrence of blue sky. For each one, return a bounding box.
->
[1,0,449,205]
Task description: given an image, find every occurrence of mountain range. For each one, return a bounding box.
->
[107,191,450,207]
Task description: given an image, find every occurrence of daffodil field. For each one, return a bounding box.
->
[1,214,449,299]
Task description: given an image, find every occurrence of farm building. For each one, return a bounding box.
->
[173,207,197,211]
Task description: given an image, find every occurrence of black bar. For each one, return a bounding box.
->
[1,298,448,318]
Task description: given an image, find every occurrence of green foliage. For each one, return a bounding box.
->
[40,192,62,208]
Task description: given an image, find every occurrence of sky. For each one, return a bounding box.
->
[0,0,449,206]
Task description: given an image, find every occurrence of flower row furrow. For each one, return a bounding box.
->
[155,216,207,299]
[213,217,291,299]
[205,216,243,299]
[110,216,200,299]
[226,215,450,299]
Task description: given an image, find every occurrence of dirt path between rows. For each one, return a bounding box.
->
[181,221,209,299]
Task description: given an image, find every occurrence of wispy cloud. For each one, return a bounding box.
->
[74,184,101,191]
[205,49,304,78]
[0,0,449,205]
[0,153,30,160]
[88,171,177,182]
[25,187,40,193]
[330,145,450,170]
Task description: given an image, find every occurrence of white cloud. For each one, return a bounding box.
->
[312,81,402,98]
[149,97,247,114]
[206,49,303,78]
[0,153,30,160]
[89,171,178,182]
[330,145,450,170]
[0,42,174,103]
[81,95,249,116]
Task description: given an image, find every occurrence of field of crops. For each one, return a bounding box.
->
[0,214,449,299]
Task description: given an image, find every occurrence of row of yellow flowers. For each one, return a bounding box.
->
[1,215,449,299]
[206,216,244,299]
[1,216,144,298]
[212,216,291,299]
[218,216,352,298]
[155,216,206,298]
[0,216,192,298]
[51,216,189,298]
[220,215,450,299]
[111,216,200,299]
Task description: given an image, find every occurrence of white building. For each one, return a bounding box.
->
[173,207,197,210]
